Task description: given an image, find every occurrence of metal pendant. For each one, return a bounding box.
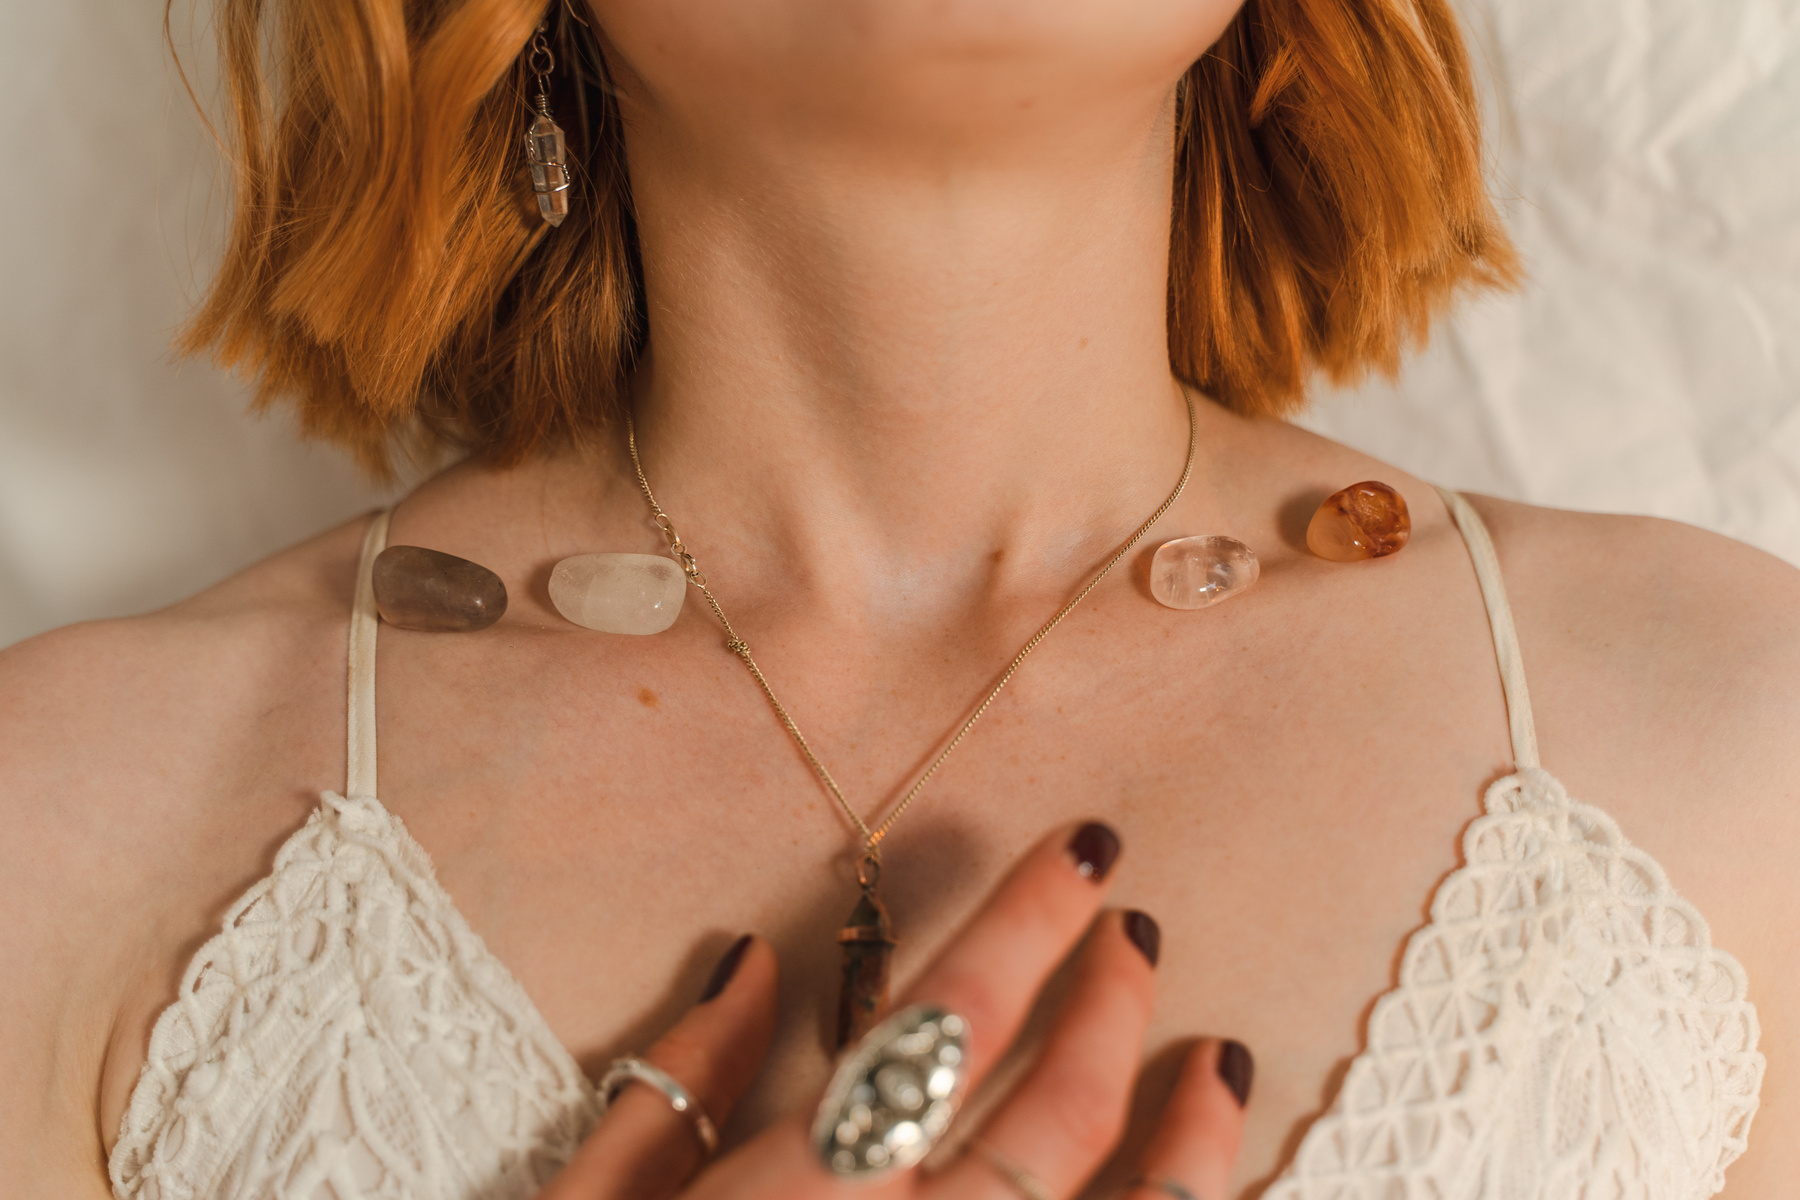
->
[835,854,897,1049]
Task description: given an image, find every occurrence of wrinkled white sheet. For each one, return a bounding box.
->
[1,0,1796,648]
[1302,0,1800,561]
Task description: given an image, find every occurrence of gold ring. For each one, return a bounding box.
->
[973,1139,1056,1200]
[598,1056,719,1156]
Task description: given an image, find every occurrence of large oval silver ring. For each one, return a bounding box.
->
[599,1056,719,1157]
[811,1003,970,1180]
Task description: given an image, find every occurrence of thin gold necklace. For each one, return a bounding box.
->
[626,389,1197,1046]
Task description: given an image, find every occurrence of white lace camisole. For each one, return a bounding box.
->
[109,493,1765,1200]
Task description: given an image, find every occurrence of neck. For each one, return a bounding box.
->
[591,52,1209,621]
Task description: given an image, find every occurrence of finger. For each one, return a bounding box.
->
[936,908,1160,1199]
[540,934,779,1200]
[1125,1038,1252,1200]
[679,824,1123,1200]
[899,821,1122,1088]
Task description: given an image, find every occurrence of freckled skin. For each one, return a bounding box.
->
[1,1,1797,1195]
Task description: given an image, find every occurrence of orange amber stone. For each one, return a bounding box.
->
[1306,481,1411,561]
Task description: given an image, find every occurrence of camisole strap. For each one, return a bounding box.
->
[1434,487,1540,771]
[346,508,392,798]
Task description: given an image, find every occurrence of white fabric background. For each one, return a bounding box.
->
[2,0,1796,649]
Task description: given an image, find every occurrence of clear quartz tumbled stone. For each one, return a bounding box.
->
[549,553,687,634]
[1149,534,1260,610]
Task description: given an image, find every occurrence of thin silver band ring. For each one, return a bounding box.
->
[598,1056,720,1156]
[1127,1176,1201,1200]
[972,1139,1056,1200]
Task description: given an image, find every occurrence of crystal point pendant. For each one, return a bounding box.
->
[1150,535,1260,610]
[372,545,507,632]
[836,886,897,1050]
[550,553,687,634]
[525,114,570,226]
[1306,481,1411,561]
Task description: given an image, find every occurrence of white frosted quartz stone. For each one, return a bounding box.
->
[549,553,687,634]
[1150,535,1260,610]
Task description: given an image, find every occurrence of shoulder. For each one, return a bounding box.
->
[0,512,368,816]
[1468,496,1800,1190]
[0,514,369,1187]
[1465,495,1800,787]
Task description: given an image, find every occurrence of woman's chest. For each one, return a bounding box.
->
[371,628,1515,1189]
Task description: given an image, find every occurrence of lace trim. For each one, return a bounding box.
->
[110,771,1764,1200]
[109,793,601,1200]
[1265,768,1763,1200]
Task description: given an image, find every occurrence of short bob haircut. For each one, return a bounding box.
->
[180,0,1518,476]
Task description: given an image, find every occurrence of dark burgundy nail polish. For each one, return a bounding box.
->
[1068,822,1120,881]
[1217,1039,1254,1107]
[1122,910,1160,967]
[700,934,752,1003]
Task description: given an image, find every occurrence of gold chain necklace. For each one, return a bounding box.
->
[625,389,1197,1046]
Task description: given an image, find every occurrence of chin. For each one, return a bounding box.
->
[588,0,1244,136]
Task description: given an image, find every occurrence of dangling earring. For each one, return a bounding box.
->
[524,20,572,227]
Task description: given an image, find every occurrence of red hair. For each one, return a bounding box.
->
[177,0,1517,476]
[1172,0,1518,408]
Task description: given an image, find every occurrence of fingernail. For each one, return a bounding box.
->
[1217,1039,1254,1107]
[1122,910,1160,966]
[699,934,753,1003]
[1068,822,1120,881]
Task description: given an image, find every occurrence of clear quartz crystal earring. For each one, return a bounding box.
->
[524,20,571,227]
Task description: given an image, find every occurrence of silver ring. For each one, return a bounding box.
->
[1128,1176,1201,1200]
[812,1003,971,1179]
[974,1140,1056,1200]
[599,1056,719,1156]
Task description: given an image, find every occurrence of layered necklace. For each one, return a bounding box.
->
[623,391,1198,1047]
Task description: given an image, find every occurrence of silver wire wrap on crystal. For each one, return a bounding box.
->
[811,1004,970,1180]
[598,1056,719,1156]
[524,21,571,226]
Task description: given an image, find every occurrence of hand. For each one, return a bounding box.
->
[540,822,1248,1200]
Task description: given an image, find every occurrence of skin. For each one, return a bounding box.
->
[1,0,1797,1195]
[539,829,1251,1200]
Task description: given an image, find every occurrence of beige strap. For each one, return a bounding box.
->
[346,508,392,798]
[1435,487,1540,770]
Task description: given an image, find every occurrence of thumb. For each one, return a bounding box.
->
[540,934,779,1200]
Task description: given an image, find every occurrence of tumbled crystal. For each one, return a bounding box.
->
[1150,535,1259,610]
[1306,481,1411,561]
[550,553,687,634]
[372,545,507,632]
